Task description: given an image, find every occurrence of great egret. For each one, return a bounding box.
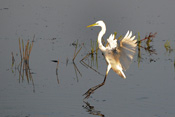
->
[83,20,137,99]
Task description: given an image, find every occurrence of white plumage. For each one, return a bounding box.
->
[84,20,137,99]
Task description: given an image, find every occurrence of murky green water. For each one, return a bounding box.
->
[1,0,175,117]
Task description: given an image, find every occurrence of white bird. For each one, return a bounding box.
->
[83,20,137,99]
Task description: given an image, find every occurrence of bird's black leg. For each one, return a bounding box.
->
[83,74,107,99]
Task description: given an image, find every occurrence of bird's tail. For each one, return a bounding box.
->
[112,65,126,79]
[118,70,126,79]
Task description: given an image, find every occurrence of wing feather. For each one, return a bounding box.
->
[104,31,137,78]
[116,31,137,70]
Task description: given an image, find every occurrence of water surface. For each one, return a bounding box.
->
[0,0,175,117]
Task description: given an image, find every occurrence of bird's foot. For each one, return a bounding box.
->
[83,82,105,99]
[83,88,95,99]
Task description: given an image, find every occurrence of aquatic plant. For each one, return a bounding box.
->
[137,32,141,67]
[73,40,82,62]
[11,52,15,72]
[11,37,35,92]
[164,40,173,53]
[18,38,34,84]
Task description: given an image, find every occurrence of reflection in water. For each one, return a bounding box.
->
[80,60,104,77]
[72,43,82,62]
[72,41,82,81]
[174,58,175,72]
[80,45,103,77]
[80,39,100,72]
[82,101,105,117]
[90,39,99,68]
[73,61,82,82]
[51,59,60,84]
[137,32,141,67]
[56,58,59,84]
[52,41,83,83]
[11,38,35,92]
[11,52,15,73]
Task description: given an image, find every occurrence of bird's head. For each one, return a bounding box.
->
[87,20,105,28]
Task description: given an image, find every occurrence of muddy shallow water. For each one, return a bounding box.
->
[1,0,175,117]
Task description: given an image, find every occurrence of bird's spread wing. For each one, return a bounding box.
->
[104,31,137,78]
[115,31,137,71]
[107,34,117,49]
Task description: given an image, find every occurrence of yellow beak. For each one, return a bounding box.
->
[87,23,97,28]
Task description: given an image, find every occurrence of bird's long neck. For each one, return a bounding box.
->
[98,25,106,52]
